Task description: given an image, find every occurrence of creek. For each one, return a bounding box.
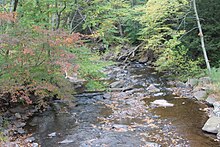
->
[26,63,220,147]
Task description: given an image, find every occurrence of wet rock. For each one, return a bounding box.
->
[103,93,111,99]
[206,94,217,105]
[32,143,39,147]
[147,84,160,93]
[213,101,220,117]
[153,92,164,97]
[14,121,26,128]
[48,132,57,138]
[17,128,25,134]
[25,137,35,143]
[58,139,74,144]
[193,90,207,100]
[202,116,220,133]
[151,99,174,107]
[15,113,22,119]
[186,78,198,87]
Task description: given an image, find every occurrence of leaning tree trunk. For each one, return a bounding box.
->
[193,0,211,72]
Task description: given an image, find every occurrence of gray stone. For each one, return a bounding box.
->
[199,77,212,85]
[147,84,160,93]
[206,94,217,105]
[110,80,125,88]
[48,132,56,138]
[153,92,164,97]
[175,81,186,88]
[202,116,220,133]
[193,90,207,100]
[15,113,22,119]
[32,143,39,147]
[58,139,74,144]
[17,128,25,134]
[213,101,220,117]
[103,93,111,99]
[25,137,35,143]
[186,78,198,87]
[14,121,26,128]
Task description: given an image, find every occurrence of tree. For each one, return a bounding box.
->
[192,0,211,72]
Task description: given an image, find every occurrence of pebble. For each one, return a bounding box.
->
[15,113,22,119]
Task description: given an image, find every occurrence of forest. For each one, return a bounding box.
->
[0,0,220,146]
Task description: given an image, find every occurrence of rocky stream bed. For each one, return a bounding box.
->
[3,63,220,147]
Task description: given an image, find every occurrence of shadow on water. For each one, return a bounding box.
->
[145,95,220,147]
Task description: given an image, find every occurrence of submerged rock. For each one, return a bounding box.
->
[202,116,220,133]
[151,99,174,107]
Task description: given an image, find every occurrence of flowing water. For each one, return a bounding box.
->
[26,63,220,147]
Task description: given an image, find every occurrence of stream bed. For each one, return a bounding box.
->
[26,63,220,147]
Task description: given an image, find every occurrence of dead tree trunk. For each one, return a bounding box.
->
[193,0,211,72]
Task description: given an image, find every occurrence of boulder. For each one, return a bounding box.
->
[199,77,212,85]
[202,116,220,133]
[186,78,198,87]
[206,94,217,105]
[193,90,207,100]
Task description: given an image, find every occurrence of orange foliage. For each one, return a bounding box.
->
[0,12,17,24]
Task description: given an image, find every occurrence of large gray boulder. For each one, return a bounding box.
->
[193,90,207,100]
[202,116,220,133]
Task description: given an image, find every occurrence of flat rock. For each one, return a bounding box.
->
[151,99,174,107]
[17,128,25,134]
[58,139,74,144]
[103,93,111,99]
[147,84,160,93]
[193,90,207,100]
[206,94,217,105]
[202,116,220,133]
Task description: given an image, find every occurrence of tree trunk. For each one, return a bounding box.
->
[193,0,211,72]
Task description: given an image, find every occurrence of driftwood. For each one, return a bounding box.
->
[118,42,144,64]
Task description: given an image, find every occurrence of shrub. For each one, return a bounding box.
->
[0,25,82,107]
